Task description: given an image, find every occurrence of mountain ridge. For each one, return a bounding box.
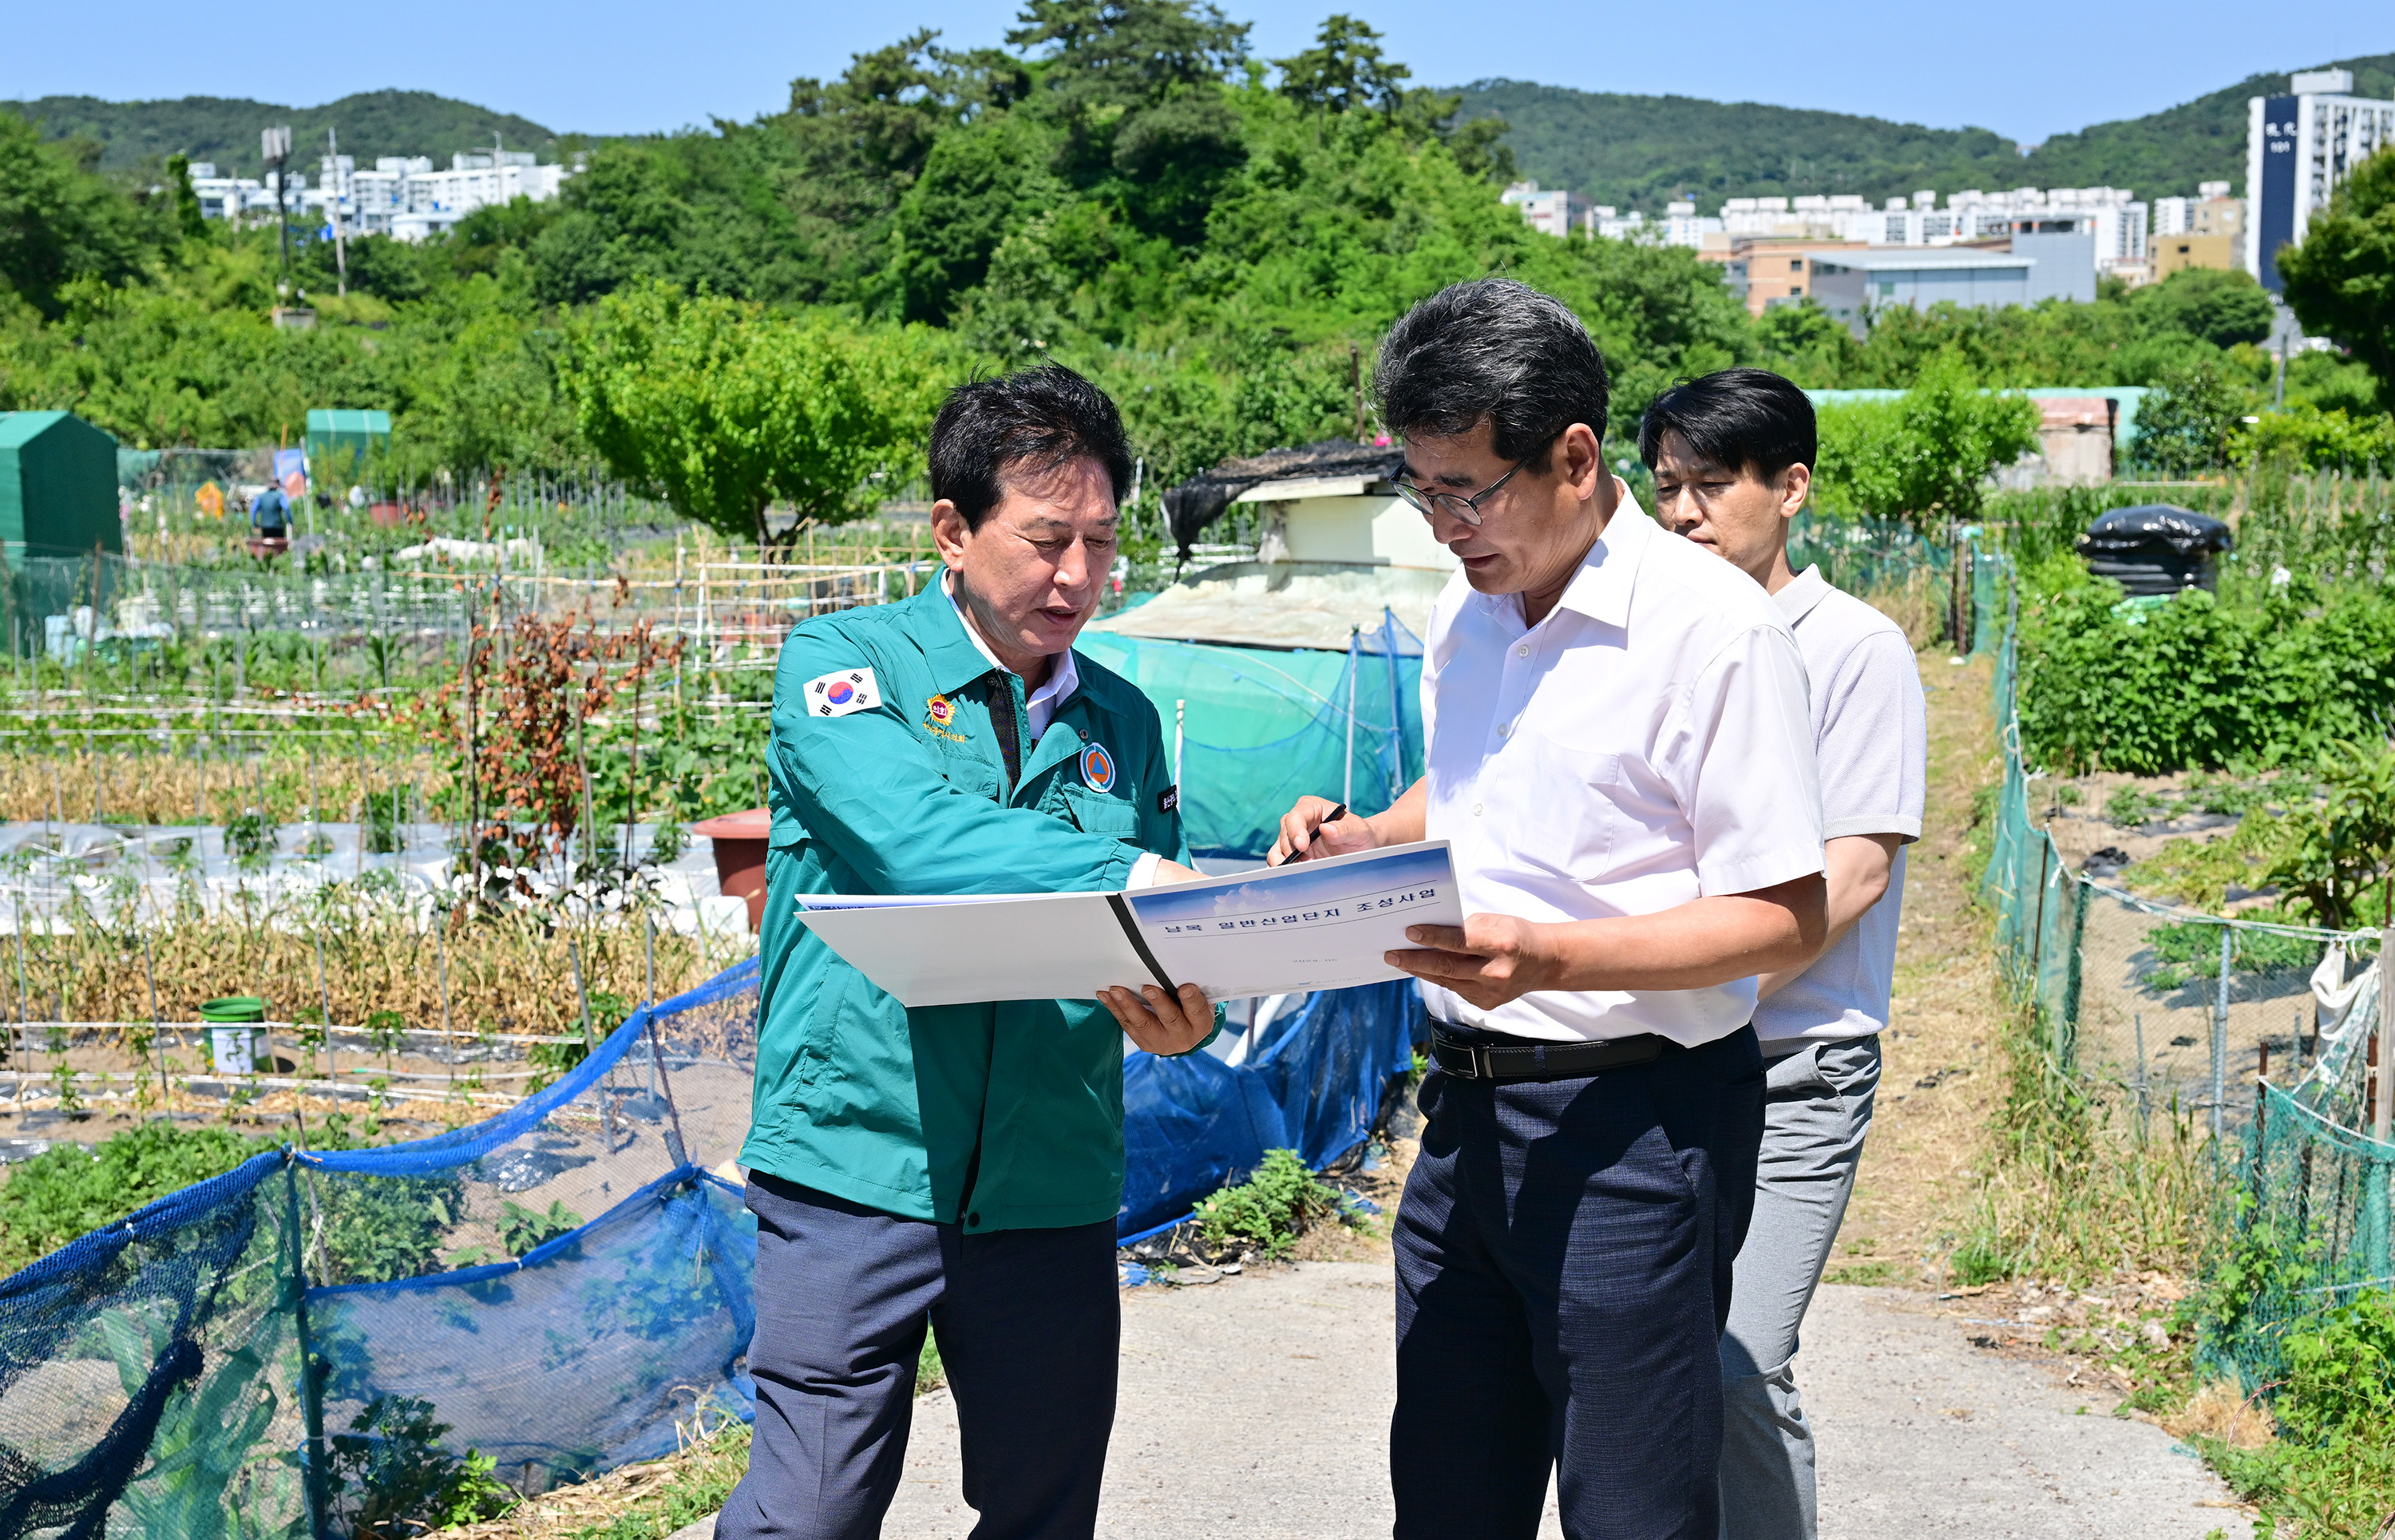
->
[0,89,564,176]
[1451,51,2395,213]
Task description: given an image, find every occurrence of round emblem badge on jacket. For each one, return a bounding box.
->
[1079,742,1115,793]
[927,695,954,726]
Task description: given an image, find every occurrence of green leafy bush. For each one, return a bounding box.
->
[223,811,279,869]
[1811,352,2041,529]
[2104,784,2168,827]
[2017,572,2395,774]
[498,1198,584,1257]
[2138,920,2318,993]
[327,1393,516,1537]
[2203,1292,2395,1540]
[0,1113,430,1282]
[0,1120,271,1276]
[1194,1149,1343,1260]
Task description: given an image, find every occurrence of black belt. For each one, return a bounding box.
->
[1428,1026,1668,1083]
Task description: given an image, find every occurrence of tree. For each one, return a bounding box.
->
[1275,14,1411,116]
[2278,144,2395,412]
[2128,266,2275,350]
[161,153,207,243]
[0,110,150,317]
[564,279,952,547]
[2136,359,2247,475]
[1812,352,2039,528]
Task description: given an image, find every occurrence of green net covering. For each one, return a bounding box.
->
[1077,611,1423,860]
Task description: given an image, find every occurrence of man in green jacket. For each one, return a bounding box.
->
[718,365,1217,1540]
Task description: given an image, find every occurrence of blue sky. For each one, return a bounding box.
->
[3,1,2385,149]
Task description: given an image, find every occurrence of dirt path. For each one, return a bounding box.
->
[1830,651,2005,1289]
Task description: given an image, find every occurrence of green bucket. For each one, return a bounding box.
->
[200,996,269,1076]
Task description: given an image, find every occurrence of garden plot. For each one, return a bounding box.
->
[2020,770,2343,1123]
[0,818,754,1142]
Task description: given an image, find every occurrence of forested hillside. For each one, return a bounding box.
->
[1451,81,2025,211]
[0,6,2374,495]
[0,90,564,175]
[2020,52,2395,198]
[1460,51,2395,211]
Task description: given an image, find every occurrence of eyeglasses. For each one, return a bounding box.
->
[1391,459,1528,527]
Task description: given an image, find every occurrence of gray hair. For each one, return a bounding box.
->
[1372,278,1610,466]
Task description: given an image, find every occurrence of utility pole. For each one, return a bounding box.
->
[261,125,294,299]
[325,127,348,298]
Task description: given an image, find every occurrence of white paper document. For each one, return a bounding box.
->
[794,841,1461,1007]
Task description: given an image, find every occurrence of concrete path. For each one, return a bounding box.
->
[678,1264,2249,1540]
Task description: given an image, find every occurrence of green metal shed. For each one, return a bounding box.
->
[0,412,121,562]
[305,408,392,476]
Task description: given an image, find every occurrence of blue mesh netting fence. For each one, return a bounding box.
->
[0,947,1422,1533]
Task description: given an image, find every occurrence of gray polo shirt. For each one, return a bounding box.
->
[1753,566,1927,1045]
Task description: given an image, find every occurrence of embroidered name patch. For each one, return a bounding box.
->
[1079,742,1116,793]
[808,668,882,717]
[1158,784,1179,814]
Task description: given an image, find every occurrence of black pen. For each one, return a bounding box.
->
[1305,803,1349,857]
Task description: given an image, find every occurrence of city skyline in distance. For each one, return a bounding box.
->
[0,0,2385,154]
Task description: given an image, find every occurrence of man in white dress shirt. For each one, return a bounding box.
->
[1642,369,1926,1540]
[1265,279,1828,1540]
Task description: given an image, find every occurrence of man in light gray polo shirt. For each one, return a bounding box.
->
[1643,368,1928,1540]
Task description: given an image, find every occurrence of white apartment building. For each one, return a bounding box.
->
[1502,181,1590,238]
[1664,200,1723,247]
[2154,181,2239,236]
[1715,185,2145,277]
[2249,68,2395,291]
[185,164,295,224]
[186,148,572,242]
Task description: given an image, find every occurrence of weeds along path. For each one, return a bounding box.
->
[1835,651,2005,1285]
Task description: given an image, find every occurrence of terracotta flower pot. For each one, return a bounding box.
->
[692,807,772,932]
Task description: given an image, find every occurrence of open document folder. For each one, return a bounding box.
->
[794,841,1462,1007]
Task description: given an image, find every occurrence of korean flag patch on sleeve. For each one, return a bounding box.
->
[807,668,883,718]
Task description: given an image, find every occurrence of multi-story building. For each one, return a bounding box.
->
[185,164,291,224]
[1714,186,2143,279]
[2248,68,2395,291]
[2154,181,2244,241]
[1502,181,1590,239]
[189,147,572,243]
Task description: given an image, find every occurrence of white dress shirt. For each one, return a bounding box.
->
[945,573,1162,890]
[1752,565,1926,1045]
[1419,493,1825,1047]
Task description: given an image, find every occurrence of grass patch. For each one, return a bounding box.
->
[1951,984,2216,1289]
[1823,1261,1902,1287]
[566,1422,752,1540]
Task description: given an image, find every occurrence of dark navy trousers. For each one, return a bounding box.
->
[716,1174,1120,1540]
[1391,1027,1766,1540]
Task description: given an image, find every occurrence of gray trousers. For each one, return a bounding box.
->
[1717,1036,1882,1540]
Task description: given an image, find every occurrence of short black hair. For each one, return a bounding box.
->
[1637,368,1816,481]
[1373,278,1610,469]
[928,364,1134,531]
